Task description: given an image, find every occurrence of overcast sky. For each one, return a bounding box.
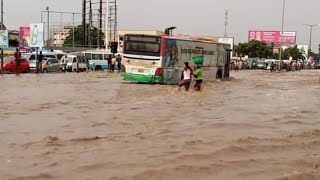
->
[4,0,320,50]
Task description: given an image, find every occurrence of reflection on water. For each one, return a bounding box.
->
[0,70,320,180]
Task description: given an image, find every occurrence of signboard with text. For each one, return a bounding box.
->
[30,23,44,48]
[248,31,296,45]
[0,30,9,49]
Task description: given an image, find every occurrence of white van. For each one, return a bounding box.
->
[65,54,89,72]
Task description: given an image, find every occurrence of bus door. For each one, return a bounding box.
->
[163,41,182,85]
[163,67,181,85]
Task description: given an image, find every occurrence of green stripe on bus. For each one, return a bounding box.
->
[120,73,164,84]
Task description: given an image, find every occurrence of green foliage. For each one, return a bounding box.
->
[234,40,273,58]
[282,45,303,60]
[63,25,104,47]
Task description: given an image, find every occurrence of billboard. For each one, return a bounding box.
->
[218,37,234,57]
[248,31,296,45]
[30,23,44,48]
[19,27,31,49]
[0,30,8,49]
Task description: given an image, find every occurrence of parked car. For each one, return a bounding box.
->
[42,58,63,73]
[65,54,89,72]
[257,60,267,69]
[0,57,30,73]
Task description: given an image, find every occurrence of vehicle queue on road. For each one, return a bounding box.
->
[0,49,122,74]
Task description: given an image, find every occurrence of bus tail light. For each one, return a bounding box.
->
[120,65,126,73]
[155,68,163,76]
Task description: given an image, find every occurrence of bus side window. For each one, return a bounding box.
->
[92,54,98,60]
[98,54,103,60]
[103,54,109,60]
[85,53,91,60]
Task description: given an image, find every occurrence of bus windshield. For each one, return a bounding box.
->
[124,35,161,57]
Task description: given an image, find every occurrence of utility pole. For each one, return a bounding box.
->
[82,0,86,47]
[1,0,3,76]
[46,6,50,46]
[88,0,92,48]
[98,0,103,49]
[279,0,286,71]
[303,24,319,58]
[114,0,117,43]
[72,13,75,47]
[224,9,228,38]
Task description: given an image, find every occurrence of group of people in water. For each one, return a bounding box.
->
[107,54,122,72]
[178,62,203,92]
[178,62,223,92]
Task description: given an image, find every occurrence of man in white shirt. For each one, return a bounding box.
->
[178,62,192,91]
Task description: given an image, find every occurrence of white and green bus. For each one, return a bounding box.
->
[120,34,231,84]
[82,50,113,71]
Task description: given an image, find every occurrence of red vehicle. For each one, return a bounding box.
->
[0,57,30,73]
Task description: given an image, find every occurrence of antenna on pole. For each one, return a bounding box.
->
[224,9,228,38]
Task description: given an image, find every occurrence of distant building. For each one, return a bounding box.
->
[51,26,72,47]
[8,30,19,40]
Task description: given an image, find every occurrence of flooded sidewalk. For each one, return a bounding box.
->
[1,70,320,180]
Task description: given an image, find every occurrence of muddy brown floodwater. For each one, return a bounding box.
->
[0,70,320,180]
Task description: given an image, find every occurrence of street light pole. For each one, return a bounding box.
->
[303,24,319,58]
[279,0,286,70]
[1,0,3,76]
[72,13,75,47]
[46,6,50,47]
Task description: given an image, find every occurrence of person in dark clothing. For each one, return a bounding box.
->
[116,54,122,72]
[107,55,112,72]
[38,51,44,73]
[216,66,223,79]
[270,62,275,72]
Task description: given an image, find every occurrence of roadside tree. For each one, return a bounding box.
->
[63,25,104,47]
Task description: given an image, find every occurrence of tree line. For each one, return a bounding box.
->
[234,40,309,60]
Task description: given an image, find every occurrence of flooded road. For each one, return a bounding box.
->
[1,70,320,180]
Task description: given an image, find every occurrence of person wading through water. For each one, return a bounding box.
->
[216,66,223,79]
[14,48,21,75]
[179,62,193,91]
[111,55,116,72]
[38,51,43,74]
[107,54,112,72]
[194,64,203,91]
[116,54,122,72]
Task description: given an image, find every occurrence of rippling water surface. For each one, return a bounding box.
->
[1,70,320,180]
